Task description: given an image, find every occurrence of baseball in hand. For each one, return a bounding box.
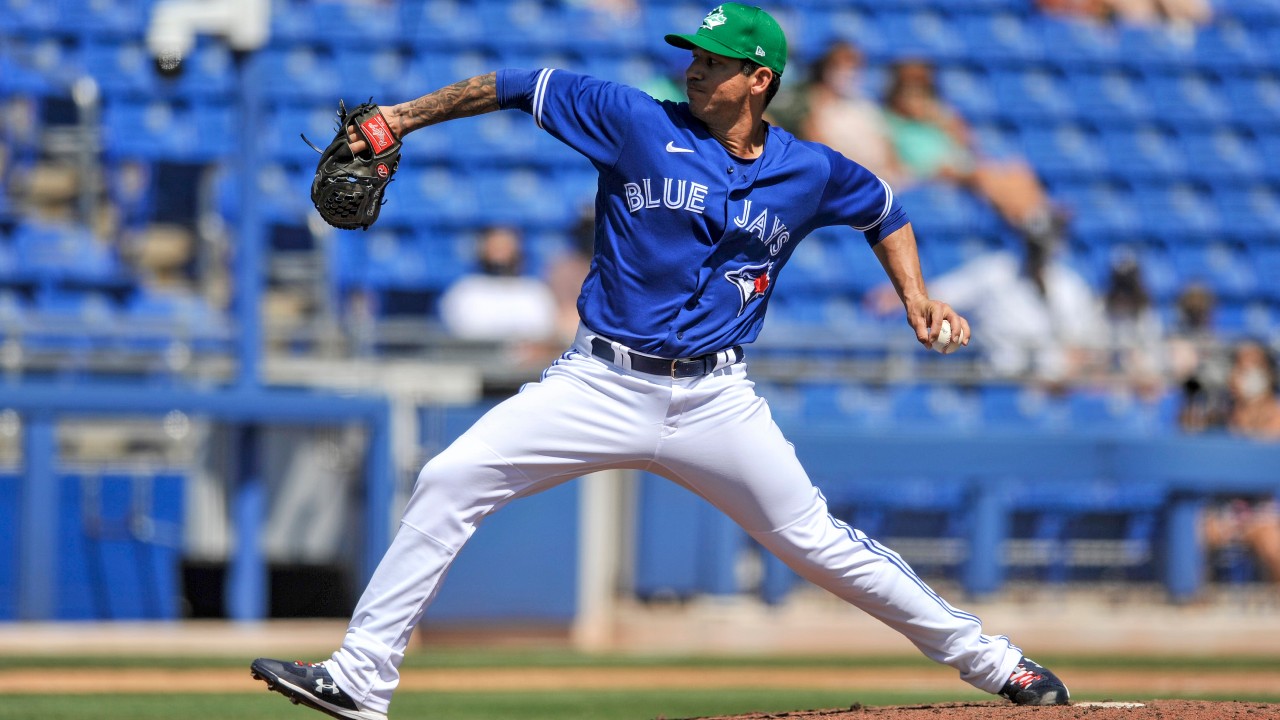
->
[932,319,960,354]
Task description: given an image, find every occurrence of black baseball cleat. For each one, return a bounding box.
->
[250,658,387,720]
[999,656,1070,705]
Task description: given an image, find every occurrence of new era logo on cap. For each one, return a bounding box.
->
[664,3,787,76]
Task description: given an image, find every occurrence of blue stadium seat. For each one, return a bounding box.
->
[58,0,153,38]
[1142,71,1232,126]
[361,229,451,292]
[257,46,335,104]
[403,0,487,48]
[1193,20,1272,74]
[1066,388,1178,435]
[1178,127,1266,184]
[264,104,334,165]
[990,67,1078,123]
[1221,72,1280,129]
[1066,69,1153,125]
[800,381,893,429]
[332,47,409,103]
[272,0,401,46]
[1168,240,1258,300]
[889,383,980,431]
[1036,16,1124,71]
[103,99,234,161]
[476,0,581,52]
[12,222,122,283]
[77,37,222,103]
[1254,133,1280,182]
[1,36,83,96]
[474,166,575,229]
[1049,180,1144,240]
[968,119,1024,160]
[1213,0,1280,23]
[390,165,484,226]
[897,183,1003,238]
[978,384,1070,432]
[938,67,999,123]
[1097,124,1188,182]
[875,8,970,64]
[953,11,1046,66]
[1248,245,1280,302]
[1211,184,1280,241]
[1133,182,1222,240]
[817,6,892,62]
[1017,122,1111,183]
[1113,25,1196,73]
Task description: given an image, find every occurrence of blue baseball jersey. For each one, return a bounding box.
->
[497,68,909,358]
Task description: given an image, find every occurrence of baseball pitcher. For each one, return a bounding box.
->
[252,4,1069,717]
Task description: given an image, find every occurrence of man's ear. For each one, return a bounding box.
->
[752,68,774,97]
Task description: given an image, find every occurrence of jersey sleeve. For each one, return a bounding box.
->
[497,68,644,169]
[811,145,908,246]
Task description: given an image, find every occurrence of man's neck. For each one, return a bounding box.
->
[707,111,767,159]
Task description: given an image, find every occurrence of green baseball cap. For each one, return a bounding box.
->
[665,3,788,76]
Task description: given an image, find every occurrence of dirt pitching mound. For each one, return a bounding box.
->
[687,699,1280,720]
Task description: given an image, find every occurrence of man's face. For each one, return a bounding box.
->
[684,47,753,121]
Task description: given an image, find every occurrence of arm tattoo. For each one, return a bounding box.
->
[403,73,499,131]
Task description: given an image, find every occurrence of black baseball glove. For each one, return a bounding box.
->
[304,100,401,230]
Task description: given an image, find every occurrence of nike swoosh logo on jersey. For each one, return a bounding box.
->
[665,141,695,153]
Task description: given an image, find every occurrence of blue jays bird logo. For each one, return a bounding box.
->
[725,261,773,316]
[702,6,728,29]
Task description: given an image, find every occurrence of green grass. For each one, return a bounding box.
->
[1,653,1278,719]
[0,689,979,720]
[4,688,1279,720]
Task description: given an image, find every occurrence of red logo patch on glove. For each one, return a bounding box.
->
[361,114,395,154]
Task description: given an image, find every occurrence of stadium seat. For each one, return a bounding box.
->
[1211,184,1280,241]
[875,8,970,64]
[1036,16,1124,71]
[938,66,999,123]
[1097,124,1188,182]
[800,381,893,429]
[1016,121,1110,181]
[1194,20,1272,74]
[990,67,1078,123]
[1178,127,1266,184]
[1066,388,1177,436]
[1142,71,1232,126]
[1221,72,1280,129]
[1168,241,1258,300]
[1133,182,1222,240]
[1048,179,1144,240]
[953,11,1046,66]
[978,384,1070,432]
[889,383,980,431]
[1066,69,1153,125]
[257,46,335,104]
[332,47,409,103]
[1248,246,1280,302]
[12,221,122,283]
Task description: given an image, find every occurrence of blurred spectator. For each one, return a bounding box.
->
[1194,340,1280,588]
[882,59,1069,251]
[1223,340,1280,440]
[1172,284,1233,433]
[769,41,905,186]
[438,225,557,343]
[874,231,1103,385]
[544,206,595,343]
[1098,247,1166,396]
[1037,0,1211,28]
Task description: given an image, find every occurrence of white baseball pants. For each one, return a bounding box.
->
[328,326,1022,713]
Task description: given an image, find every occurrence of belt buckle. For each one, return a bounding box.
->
[669,359,680,379]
